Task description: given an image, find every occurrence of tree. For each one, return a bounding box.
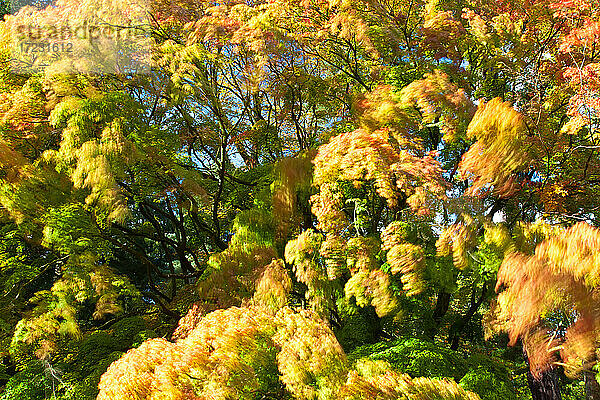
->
[1,0,600,398]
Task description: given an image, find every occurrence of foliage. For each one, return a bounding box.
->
[350,337,515,400]
[1,0,600,397]
[340,359,481,400]
[98,306,341,400]
[489,222,600,379]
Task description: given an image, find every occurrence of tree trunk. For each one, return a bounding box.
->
[426,290,451,339]
[524,346,562,400]
[526,368,562,400]
[433,291,451,323]
[449,283,487,350]
[584,369,600,400]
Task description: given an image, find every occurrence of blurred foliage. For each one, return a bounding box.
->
[0,0,599,397]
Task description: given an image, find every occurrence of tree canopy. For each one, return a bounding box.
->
[1,0,600,399]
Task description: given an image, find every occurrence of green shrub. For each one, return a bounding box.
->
[335,312,379,352]
[1,361,50,400]
[131,329,158,348]
[366,338,467,380]
[72,332,120,376]
[110,316,148,349]
[350,338,519,400]
[459,368,514,400]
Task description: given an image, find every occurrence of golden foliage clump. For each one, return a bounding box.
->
[344,237,400,317]
[197,244,278,310]
[11,254,138,359]
[196,210,290,313]
[386,241,425,295]
[97,338,172,400]
[420,1,466,62]
[380,220,410,251]
[339,359,481,400]
[251,259,293,313]
[482,222,514,256]
[345,237,379,273]
[171,303,206,341]
[345,268,399,318]
[272,156,314,242]
[285,222,428,319]
[0,141,29,183]
[458,97,530,198]
[400,70,476,142]
[44,98,137,223]
[310,181,350,234]
[69,127,131,223]
[512,219,563,255]
[436,215,478,270]
[356,85,418,150]
[319,233,347,280]
[382,221,426,296]
[489,222,600,377]
[285,229,338,316]
[0,77,48,132]
[99,306,278,400]
[312,85,447,231]
[274,307,348,400]
[285,226,420,318]
[99,306,347,400]
[312,127,446,224]
[101,306,484,400]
